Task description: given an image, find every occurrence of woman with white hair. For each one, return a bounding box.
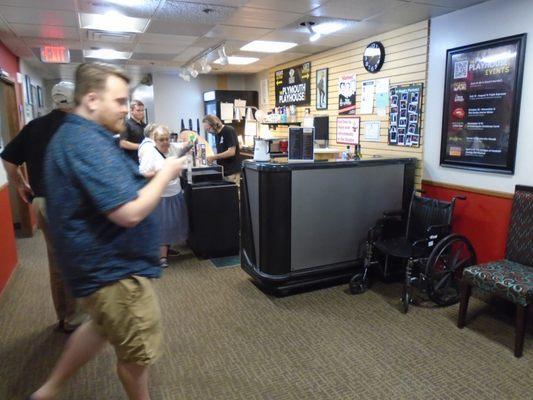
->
[138,124,189,268]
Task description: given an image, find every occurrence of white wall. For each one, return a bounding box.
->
[424,0,533,193]
[0,163,7,186]
[245,70,269,110]
[152,73,255,132]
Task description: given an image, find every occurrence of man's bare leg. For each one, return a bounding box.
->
[117,362,151,400]
[30,321,107,400]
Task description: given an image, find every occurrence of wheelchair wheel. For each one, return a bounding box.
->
[349,273,368,294]
[425,234,476,306]
[401,285,410,314]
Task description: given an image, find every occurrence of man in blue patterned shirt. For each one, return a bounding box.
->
[30,63,186,400]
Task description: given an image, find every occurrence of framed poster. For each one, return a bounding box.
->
[316,68,328,110]
[440,34,527,174]
[338,74,356,115]
[24,75,32,104]
[336,116,360,145]
[388,83,423,147]
[275,62,311,107]
[37,85,43,107]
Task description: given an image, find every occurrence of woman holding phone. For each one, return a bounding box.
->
[139,124,190,268]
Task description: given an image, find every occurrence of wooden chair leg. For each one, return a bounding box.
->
[515,304,528,358]
[457,281,472,329]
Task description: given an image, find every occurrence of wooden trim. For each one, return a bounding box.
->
[422,179,514,199]
[0,75,15,86]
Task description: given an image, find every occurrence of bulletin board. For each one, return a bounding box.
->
[388,83,423,147]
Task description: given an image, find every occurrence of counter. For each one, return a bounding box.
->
[240,157,416,293]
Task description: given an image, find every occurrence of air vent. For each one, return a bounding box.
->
[87,29,136,43]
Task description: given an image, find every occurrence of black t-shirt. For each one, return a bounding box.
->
[215,125,240,176]
[120,117,146,163]
[0,109,67,197]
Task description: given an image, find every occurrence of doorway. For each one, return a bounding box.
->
[0,77,33,236]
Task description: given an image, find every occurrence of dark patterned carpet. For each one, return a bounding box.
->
[0,231,532,399]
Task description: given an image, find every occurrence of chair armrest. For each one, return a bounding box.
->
[382,209,404,218]
[426,223,452,239]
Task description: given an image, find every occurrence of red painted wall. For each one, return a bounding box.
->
[0,40,21,296]
[422,182,512,264]
[0,185,17,294]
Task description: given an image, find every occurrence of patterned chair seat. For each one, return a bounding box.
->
[463,260,533,307]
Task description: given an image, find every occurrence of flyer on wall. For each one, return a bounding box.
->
[338,74,356,115]
[440,34,527,173]
[336,116,360,145]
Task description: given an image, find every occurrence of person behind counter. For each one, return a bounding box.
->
[119,99,146,163]
[139,124,189,268]
[202,114,241,186]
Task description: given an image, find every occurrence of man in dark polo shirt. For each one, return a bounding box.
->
[203,114,241,185]
[0,81,85,333]
[119,99,146,163]
[30,63,186,400]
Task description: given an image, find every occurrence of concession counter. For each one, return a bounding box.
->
[240,157,416,293]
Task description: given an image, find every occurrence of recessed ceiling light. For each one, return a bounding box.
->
[214,56,259,65]
[79,11,149,33]
[240,40,297,53]
[314,22,345,35]
[83,48,132,60]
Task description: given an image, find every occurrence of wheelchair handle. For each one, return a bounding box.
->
[454,195,467,201]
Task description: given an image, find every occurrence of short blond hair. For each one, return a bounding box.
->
[144,123,157,139]
[152,124,171,141]
[202,114,223,131]
[74,62,130,106]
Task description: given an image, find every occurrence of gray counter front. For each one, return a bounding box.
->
[240,157,416,293]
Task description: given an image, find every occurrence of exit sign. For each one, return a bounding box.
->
[40,46,70,63]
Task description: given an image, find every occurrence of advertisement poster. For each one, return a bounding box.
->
[336,116,360,145]
[275,62,311,107]
[388,83,423,148]
[375,78,390,115]
[360,80,375,114]
[338,74,356,115]
[316,68,328,110]
[364,121,381,142]
[440,34,526,174]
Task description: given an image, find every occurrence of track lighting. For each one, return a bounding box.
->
[301,21,321,42]
[200,56,212,74]
[217,45,228,66]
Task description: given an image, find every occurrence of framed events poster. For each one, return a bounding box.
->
[338,73,356,115]
[336,116,360,145]
[440,34,527,174]
[275,62,311,107]
[388,83,423,147]
[316,68,328,110]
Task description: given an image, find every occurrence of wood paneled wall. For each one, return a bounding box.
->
[266,20,429,186]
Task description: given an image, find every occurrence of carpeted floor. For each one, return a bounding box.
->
[0,231,532,400]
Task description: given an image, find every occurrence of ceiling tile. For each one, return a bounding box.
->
[0,0,76,11]
[206,25,272,41]
[146,20,213,36]
[410,0,487,8]
[245,0,327,13]
[131,52,177,61]
[9,23,80,40]
[172,46,205,62]
[223,7,303,29]
[311,0,405,20]
[291,43,334,53]
[154,1,237,24]
[190,36,221,48]
[84,41,135,52]
[173,0,248,6]
[138,33,198,46]
[78,0,161,19]
[134,42,188,54]
[370,2,454,24]
[0,6,77,26]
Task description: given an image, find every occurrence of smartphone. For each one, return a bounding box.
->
[177,143,194,157]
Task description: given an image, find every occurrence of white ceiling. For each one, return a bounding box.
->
[0,0,488,82]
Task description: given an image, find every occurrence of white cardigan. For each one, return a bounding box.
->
[138,139,185,197]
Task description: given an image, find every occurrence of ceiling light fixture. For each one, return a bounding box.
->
[314,21,345,35]
[188,65,199,78]
[83,48,132,60]
[240,40,297,53]
[200,56,212,74]
[79,11,148,33]
[217,45,228,65]
[214,56,259,65]
[301,22,321,42]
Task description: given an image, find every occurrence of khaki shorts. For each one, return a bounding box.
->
[81,275,162,365]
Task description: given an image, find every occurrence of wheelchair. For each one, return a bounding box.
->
[349,190,477,313]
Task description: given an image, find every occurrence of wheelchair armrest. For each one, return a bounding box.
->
[382,209,404,218]
[426,223,451,239]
